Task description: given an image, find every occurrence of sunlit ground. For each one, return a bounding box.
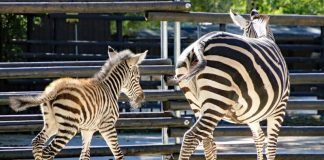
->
[0,133,323,160]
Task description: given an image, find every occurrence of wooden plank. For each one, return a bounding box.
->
[0,1,191,13]
[147,12,324,26]
[169,126,324,137]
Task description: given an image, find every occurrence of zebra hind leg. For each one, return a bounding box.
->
[266,105,286,160]
[79,130,95,160]
[203,137,217,160]
[42,123,78,159]
[32,103,58,160]
[179,112,220,160]
[248,122,265,160]
[99,122,124,160]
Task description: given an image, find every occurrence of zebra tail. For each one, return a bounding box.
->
[178,41,207,82]
[9,93,53,112]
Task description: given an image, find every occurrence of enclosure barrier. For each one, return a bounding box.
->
[0,1,191,13]
[147,12,324,26]
[1,4,324,160]
[173,153,324,160]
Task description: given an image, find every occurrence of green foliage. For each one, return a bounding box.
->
[0,14,27,60]
[190,0,324,15]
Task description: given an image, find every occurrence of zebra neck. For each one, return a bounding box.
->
[102,69,126,98]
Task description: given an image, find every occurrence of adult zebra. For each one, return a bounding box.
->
[175,10,289,160]
[9,47,147,160]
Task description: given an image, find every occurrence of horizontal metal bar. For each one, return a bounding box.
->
[1,64,324,85]
[48,13,146,21]
[0,117,192,133]
[1,90,324,108]
[285,57,324,63]
[0,144,181,159]
[147,12,324,26]
[169,126,324,137]
[0,1,191,13]
[168,99,324,111]
[166,72,324,85]
[0,59,172,67]
[0,65,175,79]
[0,112,175,121]
[0,90,184,105]
[173,153,324,160]
[12,40,324,50]
[290,73,324,85]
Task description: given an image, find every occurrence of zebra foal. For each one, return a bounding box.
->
[175,10,289,160]
[9,46,147,160]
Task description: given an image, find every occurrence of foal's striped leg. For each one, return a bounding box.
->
[32,103,58,160]
[79,130,95,160]
[42,123,78,159]
[99,122,124,160]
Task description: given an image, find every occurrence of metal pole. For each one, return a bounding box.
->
[174,12,182,145]
[160,21,169,160]
[197,22,201,38]
[74,23,78,55]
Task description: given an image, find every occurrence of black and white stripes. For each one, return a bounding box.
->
[9,47,147,160]
[175,10,289,160]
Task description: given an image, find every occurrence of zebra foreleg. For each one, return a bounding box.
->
[248,122,265,160]
[79,130,95,160]
[266,104,286,160]
[99,122,124,160]
[42,124,78,159]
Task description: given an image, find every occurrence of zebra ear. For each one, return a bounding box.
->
[107,46,117,58]
[127,50,148,66]
[230,9,248,30]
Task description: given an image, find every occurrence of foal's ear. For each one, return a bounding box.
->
[107,46,118,58]
[230,9,248,30]
[127,50,148,66]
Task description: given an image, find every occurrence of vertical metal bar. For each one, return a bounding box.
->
[318,26,324,117]
[174,15,182,145]
[160,21,169,154]
[197,22,201,38]
[74,23,78,55]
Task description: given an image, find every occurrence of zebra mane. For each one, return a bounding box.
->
[94,49,135,81]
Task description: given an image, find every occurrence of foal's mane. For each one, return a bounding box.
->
[94,49,135,81]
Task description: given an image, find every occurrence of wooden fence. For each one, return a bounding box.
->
[0,1,324,160]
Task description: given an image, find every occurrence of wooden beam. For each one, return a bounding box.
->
[0,1,191,13]
[147,12,324,26]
